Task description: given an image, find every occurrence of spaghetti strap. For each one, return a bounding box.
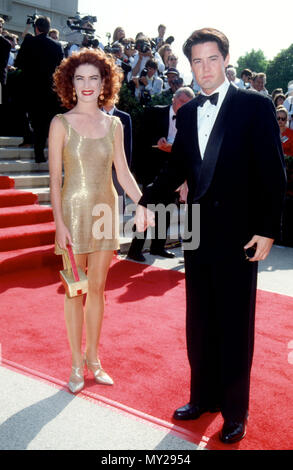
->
[56,113,70,131]
[110,115,120,138]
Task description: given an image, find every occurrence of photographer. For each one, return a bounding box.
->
[131,37,153,78]
[152,24,166,51]
[15,15,63,162]
[133,59,163,104]
[121,38,136,82]
[108,41,132,83]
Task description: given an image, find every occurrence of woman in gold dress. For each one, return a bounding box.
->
[49,48,143,393]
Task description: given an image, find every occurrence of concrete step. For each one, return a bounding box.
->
[21,187,51,203]
[0,137,23,147]
[0,147,48,160]
[11,173,50,189]
[0,159,49,173]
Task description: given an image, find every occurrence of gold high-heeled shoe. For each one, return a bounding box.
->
[68,364,85,394]
[84,357,114,385]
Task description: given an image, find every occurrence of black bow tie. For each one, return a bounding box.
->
[197,92,219,107]
[172,115,176,120]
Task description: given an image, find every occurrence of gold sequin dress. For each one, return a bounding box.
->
[54,114,120,255]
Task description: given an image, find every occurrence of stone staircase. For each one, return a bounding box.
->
[0,137,50,205]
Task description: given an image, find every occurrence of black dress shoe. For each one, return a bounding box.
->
[219,419,247,444]
[150,249,175,258]
[127,252,146,262]
[173,402,219,420]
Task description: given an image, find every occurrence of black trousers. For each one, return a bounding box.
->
[128,209,171,255]
[184,250,258,422]
[27,94,60,162]
[128,191,179,256]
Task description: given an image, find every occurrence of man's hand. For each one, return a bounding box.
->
[139,76,148,86]
[175,181,188,203]
[134,204,155,232]
[157,137,172,153]
[244,235,274,262]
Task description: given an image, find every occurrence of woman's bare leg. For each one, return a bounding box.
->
[63,252,87,367]
[84,250,114,361]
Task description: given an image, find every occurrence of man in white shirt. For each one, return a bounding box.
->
[225,66,241,87]
[131,37,153,78]
[133,59,163,102]
[237,68,252,89]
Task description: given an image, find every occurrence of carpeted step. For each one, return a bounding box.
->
[0,176,15,189]
[0,221,56,251]
[0,189,38,207]
[0,243,61,274]
[0,204,54,228]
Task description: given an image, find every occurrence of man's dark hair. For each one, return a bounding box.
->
[183,27,229,62]
[241,68,252,79]
[145,59,158,70]
[34,16,51,34]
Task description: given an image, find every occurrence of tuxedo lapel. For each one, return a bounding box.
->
[194,84,238,201]
[186,99,201,163]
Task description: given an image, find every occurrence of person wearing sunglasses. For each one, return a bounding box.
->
[277,106,293,157]
[276,105,293,245]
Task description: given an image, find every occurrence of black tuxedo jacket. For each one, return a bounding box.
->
[135,105,171,186]
[0,35,11,85]
[113,107,132,167]
[15,33,63,101]
[140,84,286,260]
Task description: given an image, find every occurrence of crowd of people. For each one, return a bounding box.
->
[0,15,292,245]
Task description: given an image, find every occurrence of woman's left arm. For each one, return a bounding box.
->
[113,120,142,204]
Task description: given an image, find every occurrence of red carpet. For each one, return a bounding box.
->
[1,258,292,450]
[0,176,56,273]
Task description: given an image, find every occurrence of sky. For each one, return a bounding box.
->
[77,0,293,83]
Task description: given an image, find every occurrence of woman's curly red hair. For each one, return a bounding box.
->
[53,48,123,109]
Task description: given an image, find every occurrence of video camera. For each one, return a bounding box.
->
[65,12,98,48]
[26,13,38,25]
[104,41,122,55]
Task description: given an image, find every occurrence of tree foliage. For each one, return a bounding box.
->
[266,44,293,94]
[236,44,293,94]
[236,49,268,76]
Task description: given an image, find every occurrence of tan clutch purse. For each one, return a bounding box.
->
[59,245,88,298]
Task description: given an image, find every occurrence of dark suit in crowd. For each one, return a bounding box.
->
[129,104,178,257]
[0,34,11,109]
[0,34,11,87]
[139,84,286,424]
[15,32,63,162]
[109,106,132,211]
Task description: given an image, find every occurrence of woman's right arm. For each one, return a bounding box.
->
[48,116,73,249]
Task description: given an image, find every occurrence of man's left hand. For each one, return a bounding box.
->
[244,235,274,262]
[157,137,172,153]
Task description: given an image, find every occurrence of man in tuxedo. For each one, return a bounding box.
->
[0,17,11,104]
[128,87,194,262]
[135,28,286,443]
[102,100,133,211]
[15,16,63,162]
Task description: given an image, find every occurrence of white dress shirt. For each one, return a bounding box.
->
[167,105,177,144]
[197,78,230,159]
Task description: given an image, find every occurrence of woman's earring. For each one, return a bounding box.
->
[99,90,104,101]
[73,88,77,102]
